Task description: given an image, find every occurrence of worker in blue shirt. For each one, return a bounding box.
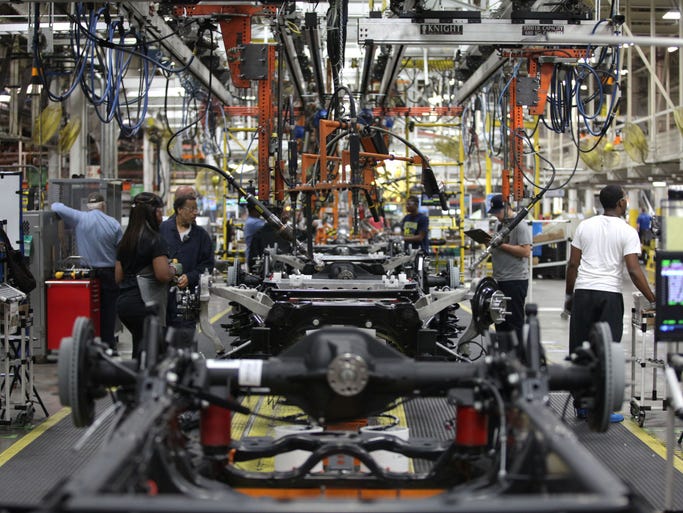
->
[401,195,430,254]
[159,189,214,331]
[636,208,653,244]
[243,203,266,269]
[51,192,123,351]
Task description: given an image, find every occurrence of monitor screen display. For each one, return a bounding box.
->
[655,251,683,342]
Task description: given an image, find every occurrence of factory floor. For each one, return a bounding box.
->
[0,274,681,500]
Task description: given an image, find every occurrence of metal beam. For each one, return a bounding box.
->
[377,45,405,108]
[304,11,326,106]
[276,22,307,105]
[121,1,233,106]
[545,31,683,48]
[454,51,503,105]
[359,43,377,106]
[358,18,612,46]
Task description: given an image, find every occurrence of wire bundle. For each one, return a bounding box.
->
[37,2,192,136]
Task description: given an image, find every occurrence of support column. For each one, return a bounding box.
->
[143,131,154,193]
[653,186,667,216]
[159,142,171,198]
[542,196,552,218]
[567,188,578,215]
[628,189,639,228]
[100,119,119,179]
[583,187,595,217]
[68,88,87,180]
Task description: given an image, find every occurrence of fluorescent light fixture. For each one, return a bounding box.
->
[662,10,680,19]
[652,181,667,187]
[0,22,107,34]
[0,94,10,103]
[147,86,186,98]
[668,46,679,53]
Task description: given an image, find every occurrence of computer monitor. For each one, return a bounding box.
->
[655,251,683,342]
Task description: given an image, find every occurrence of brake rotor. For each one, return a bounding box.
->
[471,277,506,332]
[458,277,507,343]
[447,258,459,289]
[57,317,96,427]
[587,322,625,432]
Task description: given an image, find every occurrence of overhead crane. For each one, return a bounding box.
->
[357,13,614,202]
[127,1,619,212]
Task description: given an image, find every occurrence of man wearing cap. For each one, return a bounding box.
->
[488,194,533,345]
[159,188,214,332]
[51,192,123,351]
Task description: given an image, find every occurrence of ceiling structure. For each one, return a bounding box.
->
[0,0,680,193]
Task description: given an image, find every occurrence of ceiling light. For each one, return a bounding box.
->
[427,96,440,106]
[652,181,667,187]
[662,10,680,19]
[28,67,43,96]
[668,46,679,53]
[147,86,186,98]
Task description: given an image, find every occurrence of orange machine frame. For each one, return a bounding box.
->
[292,119,424,237]
[503,49,587,203]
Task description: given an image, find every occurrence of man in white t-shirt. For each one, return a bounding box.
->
[564,185,655,421]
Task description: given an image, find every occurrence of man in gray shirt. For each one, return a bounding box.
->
[488,194,533,345]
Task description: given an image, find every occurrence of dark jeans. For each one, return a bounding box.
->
[117,288,146,359]
[495,279,528,345]
[569,289,624,354]
[95,268,119,348]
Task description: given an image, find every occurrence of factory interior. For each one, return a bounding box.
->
[0,0,682,512]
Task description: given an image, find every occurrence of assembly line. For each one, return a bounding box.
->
[0,1,680,512]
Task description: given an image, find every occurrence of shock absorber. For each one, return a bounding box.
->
[200,386,232,455]
[454,403,489,448]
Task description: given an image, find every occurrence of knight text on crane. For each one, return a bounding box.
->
[419,24,464,35]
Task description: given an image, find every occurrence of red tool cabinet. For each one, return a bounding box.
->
[46,279,101,351]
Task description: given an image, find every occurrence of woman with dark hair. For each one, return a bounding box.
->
[115,192,176,358]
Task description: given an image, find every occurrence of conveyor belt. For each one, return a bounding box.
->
[404,394,683,511]
[404,397,453,473]
[0,393,681,511]
[549,392,683,512]
[0,399,115,510]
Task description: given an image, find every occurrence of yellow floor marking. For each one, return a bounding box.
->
[0,408,71,467]
[459,303,471,314]
[622,418,683,474]
[231,395,262,440]
[211,306,232,324]
[233,396,303,472]
[231,396,413,473]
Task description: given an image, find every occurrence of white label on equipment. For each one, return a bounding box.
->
[206,360,241,369]
[238,360,263,387]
